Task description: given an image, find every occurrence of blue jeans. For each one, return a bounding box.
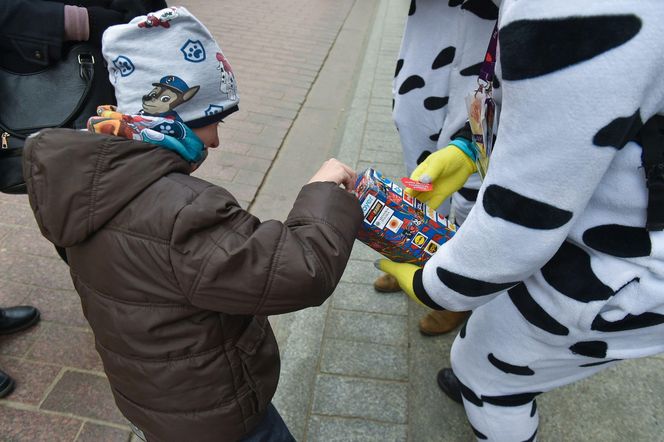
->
[129,403,295,442]
[240,403,295,442]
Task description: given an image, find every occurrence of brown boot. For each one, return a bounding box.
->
[374,273,401,293]
[419,310,470,336]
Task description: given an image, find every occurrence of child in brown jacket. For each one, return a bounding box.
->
[23,7,362,442]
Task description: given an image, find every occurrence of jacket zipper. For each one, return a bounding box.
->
[1,132,8,149]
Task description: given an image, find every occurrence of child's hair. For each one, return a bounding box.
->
[101,6,239,128]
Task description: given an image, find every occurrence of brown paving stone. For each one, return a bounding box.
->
[0,321,43,357]
[42,370,127,425]
[0,278,33,306]
[0,405,83,441]
[5,253,73,291]
[0,200,38,228]
[27,323,103,372]
[24,287,88,328]
[0,223,13,242]
[2,227,60,258]
[0,356,61,405]
[76,422,131,442]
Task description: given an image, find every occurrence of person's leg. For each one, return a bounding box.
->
[240,403,295,442]
[419,310,469,335]
[448,294,627,441]
[0,306,41,398]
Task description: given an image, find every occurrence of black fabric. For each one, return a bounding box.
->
[487,353,535,376]
[582,224,651,258]
[87,6,125,46]
[0,43,115,193]
[591,312,664,332]
[457,187,478,202]
[186,105,239,129]
[0,0,166,194]
[483,184,573,230]
[593,109,643,149]
[451,121,473,142]
[508,283,569,336]
[639,115,664,231]
[541,241,614,302]
[500,15,642,81]
[398,75,425,94]
[423,96,449,111]
[436,267,518,297]
[432,46,455,69]
[569,341,608,358]
[413,269,445,310]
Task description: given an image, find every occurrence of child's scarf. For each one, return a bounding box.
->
[87,105,205,163]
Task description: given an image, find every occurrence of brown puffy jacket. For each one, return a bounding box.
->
[23,129,362,442]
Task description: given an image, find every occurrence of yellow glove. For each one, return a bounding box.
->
[375,259,425,306]
[406,145,477,209]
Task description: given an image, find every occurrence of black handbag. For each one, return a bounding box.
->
[0,42,116,194]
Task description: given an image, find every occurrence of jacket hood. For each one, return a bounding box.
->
[23,128,190,247]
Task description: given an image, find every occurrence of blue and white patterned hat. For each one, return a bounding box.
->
[102,6,239,128]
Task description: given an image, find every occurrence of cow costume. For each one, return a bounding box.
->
[389,1,664,440]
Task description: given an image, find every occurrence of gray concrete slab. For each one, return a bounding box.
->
[312,374,408,423]
[320,338,408,381]
[332,282,407,316]
[326,308,407,347]
[307,415,407,442]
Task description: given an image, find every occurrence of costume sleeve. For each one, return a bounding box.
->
[413,3,664,311]
[170,182,363,315]
[0,0,65,65]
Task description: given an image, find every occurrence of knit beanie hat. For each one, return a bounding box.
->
[101,6,239,128]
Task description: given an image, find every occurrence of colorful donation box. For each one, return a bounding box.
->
[354,168,457,264]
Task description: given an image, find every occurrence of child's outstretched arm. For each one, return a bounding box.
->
[170,159,363,315]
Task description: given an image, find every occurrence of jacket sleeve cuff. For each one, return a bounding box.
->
[287,182,364,250]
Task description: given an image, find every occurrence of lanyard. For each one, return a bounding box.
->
[478,22,499,88]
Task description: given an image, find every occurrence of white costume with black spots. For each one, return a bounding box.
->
[402,1,664,441]
[393,0,500,222]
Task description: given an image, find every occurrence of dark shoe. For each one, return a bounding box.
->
[0,306,40,335]
[0,369,15,398]
[374,273,401,293]
[419,310,470,336]
[437,368,463,404]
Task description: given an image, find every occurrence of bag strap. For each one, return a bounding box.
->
[640,115,664,231]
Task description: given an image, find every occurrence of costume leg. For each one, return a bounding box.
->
[450,293,629,442]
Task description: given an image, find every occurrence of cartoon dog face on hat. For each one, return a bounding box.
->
[141,75,200,121]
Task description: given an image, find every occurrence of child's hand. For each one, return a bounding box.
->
[308,158,358,191]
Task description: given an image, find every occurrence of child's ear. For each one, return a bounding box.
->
[182,86,200,102]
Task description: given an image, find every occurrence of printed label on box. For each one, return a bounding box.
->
[412,232,427,248]
[361,194,377,216]
[386,215,403,233]
[425,240,440,255]
[365,200,384,224]
[374,206,395,229]
[353,168,457,265]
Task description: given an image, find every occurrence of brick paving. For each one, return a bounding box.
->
[0,1,357,440]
